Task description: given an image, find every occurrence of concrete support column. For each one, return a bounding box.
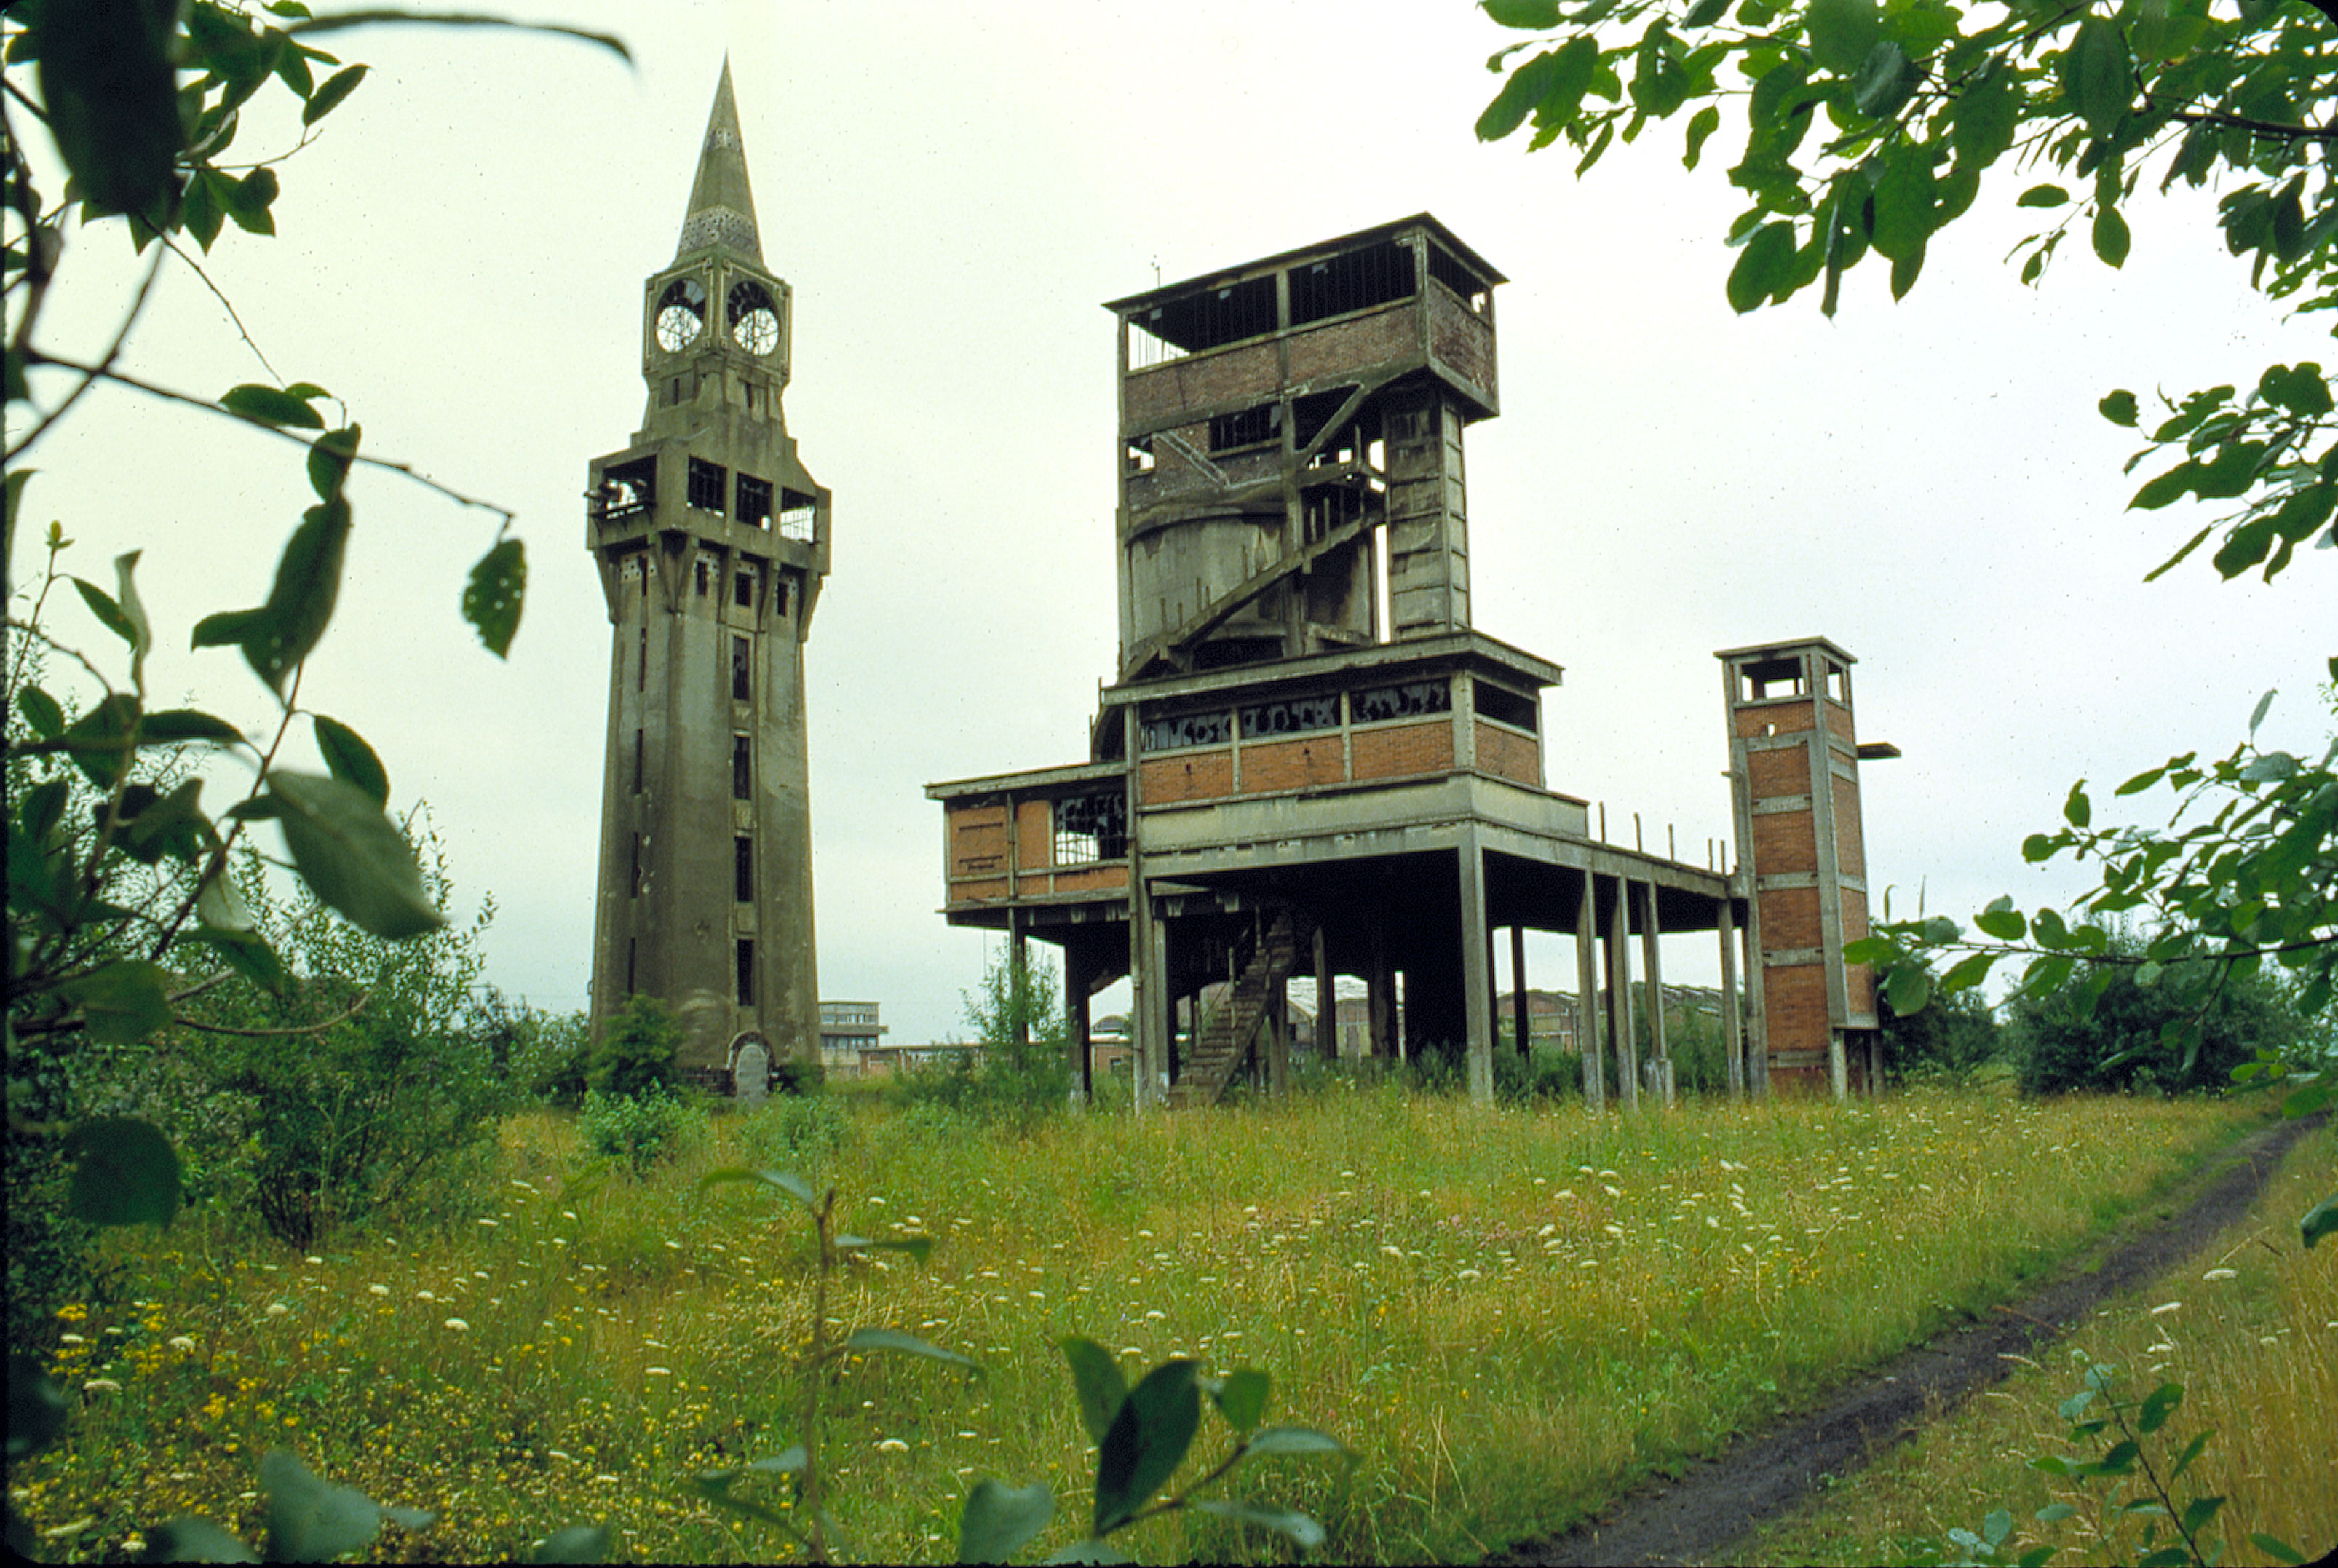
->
[1007,908,1029,1050]
[1606,879,1638,1110]
[1743,917,1770,1099]
[1065,941,1095,1109]
[1575,875,1602,1112]
[1313,923,1336,1063]
[1639,884,1673,1107]
[1368,916,1394,1060]
[1130,884,1168,1112]
[1510,923,1529,1057]
[1459,835,1494,1105]
[1719,898,1745,1100]
[1828,1030,1849,1102]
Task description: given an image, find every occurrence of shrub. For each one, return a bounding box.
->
[587,994,681,1100]
[895,951,1070,1126]
[1881,978,2002,1085]
[2013,938,2311,1096]
[579,1088,702,1176]
[739,1090,855,1181]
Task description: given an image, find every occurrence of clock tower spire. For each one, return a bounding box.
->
[585,63,831,1096]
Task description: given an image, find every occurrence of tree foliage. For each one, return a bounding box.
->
[586,992,682,1101]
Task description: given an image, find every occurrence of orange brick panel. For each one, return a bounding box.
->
[1759,887,1823,951]
[1832,776,1866,874]
[1141,750,1233,802]
[951,877,1008,903]
[1824,699,1855,740]
[1287,305,1416,384]
[1763,965,1831,1057]
[1841,889,1870,943]
[948,807,1006,876]
[1351,721,1454,780]
[1123,343,1280,427]
[1239,737,1344,793]
[1051,865,1130,894]
[1748,745,1810,799]
[1751,811,1818,874]
[1430,289,1494,396]
[1015,800,1053,871]
[1846,962,1877,1018]
[1474,721,1539,785]
[1735,701,1815,740]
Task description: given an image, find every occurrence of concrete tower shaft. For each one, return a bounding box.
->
[585,64,829,1086]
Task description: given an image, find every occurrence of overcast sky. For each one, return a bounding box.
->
[15,1,2328,1045]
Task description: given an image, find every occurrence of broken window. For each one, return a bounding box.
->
[1053,791,1128,864]
[1473,680,1537,732]
[1290,238,1415,327]
[632,727,643,793]
[1208,402,1280,453]
[1352,678,1451,723]
[1125,438,1154,475]
[734,568,758,611]
[1293,386,1360,454]
[778,490,817,542]
[688,458,727,515]
[732,635,750,701]
[1126,273,1277,368]
[1737,657,1805,702]
[736,938,756,1005]
[1240,694,1339,737]
[1426,242,1490,314]
[735,835,753,902]
[732,734,751,799]
[736,473,774,529]
[601,456,657,520]
[1141,710,1232,751]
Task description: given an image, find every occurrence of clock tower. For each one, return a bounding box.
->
[585,63,830,1090]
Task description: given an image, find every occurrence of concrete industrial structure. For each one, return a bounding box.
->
[928,216,1887,1106]
[586,66,829,1088]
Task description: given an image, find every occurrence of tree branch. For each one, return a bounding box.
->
[175,991,372,1037]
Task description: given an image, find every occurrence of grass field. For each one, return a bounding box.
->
[12,1083,2266,1564]
[1740,1121,2337,1568]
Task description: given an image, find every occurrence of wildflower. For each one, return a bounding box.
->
[416,1291,435,1302]
[58,1334,84,1345]
[82,1379,122,1394]
[1457,1269,1482,1282]
[479,1219,500,1229]
[2203,1267,2237,1282]
[167,1336,196,1353]
[1144,1310,1165,1320]
[2150,1301,2182,1315]
[1380,1244,1403,1257]
[265,1304,289,1318]
[367,1284,389,1297]
[876,1438,909,1454]
[444,1319,470,1332]
[646,1366,672,1377]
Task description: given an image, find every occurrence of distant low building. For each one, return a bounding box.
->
[819,1001,886,1072]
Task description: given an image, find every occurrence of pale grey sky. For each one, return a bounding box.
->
[15,2,2327,1044]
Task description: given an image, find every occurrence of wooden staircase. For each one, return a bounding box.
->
[1168,911,1300,1108]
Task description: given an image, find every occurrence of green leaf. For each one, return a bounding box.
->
[1211,1367,1272,1433]
[312,714,389,804]
[2063,781,2091,829]
[2179,1495,2225,1535]
[1727,221,1796,313]
[302,62,369,124]
[63,692,140,788]
[1483,0,1563,25]
[224,166,280,236]
[261,1449,402,1561]
[1941,951,1997,992]
[2136,1381,2182,1435]
[1039,1543,1135,1566]
[194,496,352,693]
[1886,963,1930,1016]
[17,684,66,740]
[844,1327,981,1374]
[1061,1337,1129,1446]
[527,1523,614,1563]
[1093,1360,1200,1535]
[221,383,327,429]
[1478,47,1566,142]
[308,424,360,502]
[72,577,138,648]
[142,1518,261,1562]
[266,770,445,938]
[698,1166,817,1207]
[2092,205,2131,269]
[1193,1500,1325,1551]
[2062,18,2131,135]
[2302,1192,2337,1248]
[2017,184,2072,209]
[65,1115,180,1226]
[958,1478,1054,1565]
[1974,896,2026,941]
[18,777,70,842]
[9,1355,71,1460]
[38,0,179,218]
[143,708,246,745]
[462,537,526,657]
[1851,41,1913,119]
[1805,0,1879,76]
[285,12,630,63]
[2099,389,2139,427]
[841,1235,933,1263]
[183,926,289,995]
[1240,1425,1348,1459]
[2250,1532,2309,1566]
[1951,58,2017,170]
[1683,103,1721,170]
[61,962,175,1045]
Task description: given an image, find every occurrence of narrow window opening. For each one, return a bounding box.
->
[732,734,751,799]
[1473,679,1538,732]
[1125,439,1155,475]
[744,382,759,415]
[736,473,774,529]
[626,938,635,994]
[774,577,793,619]
[735,836,754,903]
[687,457,728,514]
[694,558,710,597]
[1826,660,1849,703]
[632,728,643,793]
[630,832,642,898]
[667,376,683,407]
[736,939,755,1005]
[731,635,750,701]
[1208,402,1280,453]
[733,569,757,611]
[636,627,647,690]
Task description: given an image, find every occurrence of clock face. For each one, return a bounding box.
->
[728,280,780,357]
[654,277,706,351]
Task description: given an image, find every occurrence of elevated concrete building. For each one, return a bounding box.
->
[587,66,829,1087]
[927,216,1887,1106]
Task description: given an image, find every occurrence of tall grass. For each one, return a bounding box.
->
[1741,1123,2337,1567]
[15,1085,2260,1563]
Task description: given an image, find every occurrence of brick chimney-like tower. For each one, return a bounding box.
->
[1719,638,1882,1097]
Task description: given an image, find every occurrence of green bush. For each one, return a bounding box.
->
[1881,977,2003,1085]
[587,994,681,1100]
[2013,938,2311,1096]
[739,1090,855,1180]
[579,1088,702,1176]
[895,951,1070,1126]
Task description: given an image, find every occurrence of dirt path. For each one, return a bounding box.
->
[1491,1111,2327,1568]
